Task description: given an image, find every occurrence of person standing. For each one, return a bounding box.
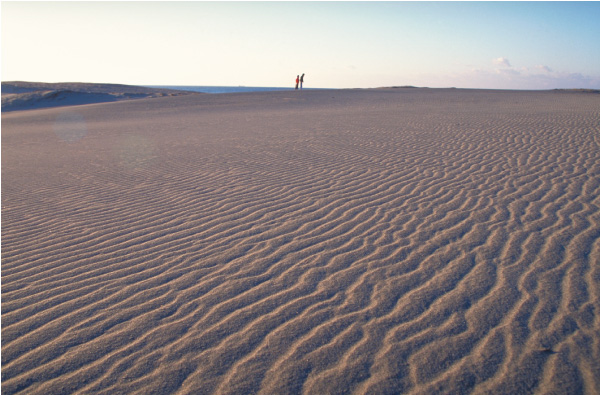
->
[295,75,299,90]
[300,73,305,89]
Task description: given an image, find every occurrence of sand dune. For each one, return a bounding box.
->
[1,81,196,112]
[2,88,599,394]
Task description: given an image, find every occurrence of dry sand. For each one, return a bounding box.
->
[2,88,599,394]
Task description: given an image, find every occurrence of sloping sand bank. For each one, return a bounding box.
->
[2,88,599,394]
[1,81,196,112]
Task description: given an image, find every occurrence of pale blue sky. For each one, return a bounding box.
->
[2,2,599,89]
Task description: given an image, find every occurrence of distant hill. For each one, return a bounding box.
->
[1,81,198,112]
[553,88,600,94]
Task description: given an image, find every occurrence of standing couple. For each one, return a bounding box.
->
[295,73,305,90]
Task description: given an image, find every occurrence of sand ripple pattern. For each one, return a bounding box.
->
[2,89,600,394]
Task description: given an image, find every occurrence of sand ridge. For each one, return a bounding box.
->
[1,81,197,112]
[2,88,599,394]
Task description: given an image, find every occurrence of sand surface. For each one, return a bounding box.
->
[2,88,599,394]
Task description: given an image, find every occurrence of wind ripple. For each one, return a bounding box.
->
[2,90,599,394]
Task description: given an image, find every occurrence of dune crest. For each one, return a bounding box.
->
[2,88,599,394]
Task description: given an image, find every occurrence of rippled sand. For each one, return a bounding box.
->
[2,88,599,394]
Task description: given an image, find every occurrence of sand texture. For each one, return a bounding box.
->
[2,88,600,394]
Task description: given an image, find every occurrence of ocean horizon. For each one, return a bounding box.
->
[145,85,329,94]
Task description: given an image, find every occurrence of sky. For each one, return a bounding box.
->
[2,1,600,90]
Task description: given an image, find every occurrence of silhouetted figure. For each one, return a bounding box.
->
[300,73,305,89]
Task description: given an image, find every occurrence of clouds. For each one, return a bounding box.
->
[535,65,553,73]
[486,57,600,89]
[493,57,512,68]
[411,57,599,90]
[492,57,554,76]
[479,57,599,89]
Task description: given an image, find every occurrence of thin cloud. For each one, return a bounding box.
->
[496,68,520,76]
[461,67,597,89]
[416,58,599,90]
[493,57,512,67]
[535,65,553,73]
